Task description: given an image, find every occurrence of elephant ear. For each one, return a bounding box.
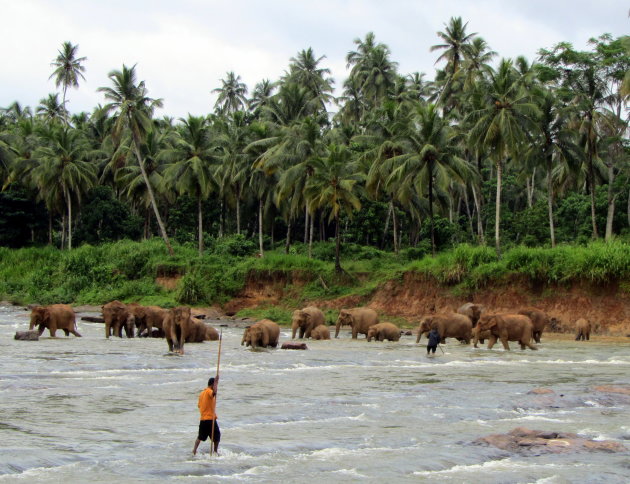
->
[486,316,498,329]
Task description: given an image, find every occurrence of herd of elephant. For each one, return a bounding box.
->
[241,303,594,350]
[27,300,594,354]
[28,301,219,355]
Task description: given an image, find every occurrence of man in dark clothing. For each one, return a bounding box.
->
[193,376,220,455]
[427,328,440,355]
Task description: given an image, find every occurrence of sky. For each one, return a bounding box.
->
[1,0,628,119]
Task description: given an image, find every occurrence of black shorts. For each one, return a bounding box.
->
[198,419,220,442]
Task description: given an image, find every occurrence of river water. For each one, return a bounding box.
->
[1,305,629,483]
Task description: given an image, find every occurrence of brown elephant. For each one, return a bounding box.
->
[477,313,538,350]
[291,307,325,339]
[30,304,81,337]
[335,308,379,339]
[367,322,400,342]
[129,304,167,337]
[517,307,549,343]
[184,319,219,343]
[416,313,472,344]
[575,318,591,341]
[102,300,134,338]
[242,319,280,349]
[472,326,492,348]
[310,325,330,340]
[457,303,484,327]
[163,306,194,354]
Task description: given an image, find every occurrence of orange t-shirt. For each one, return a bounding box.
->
[198,387,217,421]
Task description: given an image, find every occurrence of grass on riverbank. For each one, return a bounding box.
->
[0,238,628,309]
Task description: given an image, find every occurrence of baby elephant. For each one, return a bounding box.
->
[310,325,330,340]
[367,322,401,342]
[575,318,591,341]
[242,319,280,349]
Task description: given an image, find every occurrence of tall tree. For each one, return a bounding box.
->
[49,41,87,125]
[467,59,539,254]
[97,64,173,255]
[34,127,97,249]
[162,115,217,255]
[305,144,362,272]
[213,72,248,115]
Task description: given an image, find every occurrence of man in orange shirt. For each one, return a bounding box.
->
[192,376,220,455]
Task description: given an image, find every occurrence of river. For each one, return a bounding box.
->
[1,305,629,483]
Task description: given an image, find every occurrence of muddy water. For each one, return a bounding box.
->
[1,306,629,483]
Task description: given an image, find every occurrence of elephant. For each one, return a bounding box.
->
[367,322,400,342]
[30,304,81,337]
[310,325,330,340]
[477,313,538,350]
[472,326,492,348]
[335,308,379,339]
[517,307,549,343]
[242,319,280,349]
[102,300,134,338]
[186,319,219,343]
[457,303,484,328]
[129,304,167,337]
[163,306,194,354]
[416,313,472,344]
[575,318,591,341]
[291,307,325,339]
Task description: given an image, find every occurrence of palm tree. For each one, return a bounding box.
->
[33,127,97,249]
[430,17,476,77]
[97,64,173,255]
[162,115,217,255]
[49,41,87,124]
[388,103,470,255]
[249,79,276,116]
[305,144,362,272]
[284,48,334,109]
[526,88,582,247]
[212,72,248,115]
[467,59,539,254]
[36,93,67,123]
[215,111,252,235]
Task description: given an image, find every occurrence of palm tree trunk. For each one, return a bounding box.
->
[66,187,72,250]
[605,163,615,242]
[334,213,342,273]
[48,213,53,245]
[429,173,436,257]
[308,211,314,258]
[285,220,292,254]
[546,158,556,248]
[219,198,224,238]
[197,195,203,256]
[471,184,484,245]
[392,205,399,254]
[258,199,264,257]
[586,120,599,239]
[304,205,309,244]
[382,202,392,249]
[463,189,474,239]
[61,213,66,249]
[236,185,241,235]
[495,159,503,256]
[132,139,174,256]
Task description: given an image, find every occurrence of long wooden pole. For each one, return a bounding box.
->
[210,329,223,456]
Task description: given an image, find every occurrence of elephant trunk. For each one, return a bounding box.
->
[335,322,342,338]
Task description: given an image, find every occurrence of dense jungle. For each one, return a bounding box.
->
[0,18,629,332]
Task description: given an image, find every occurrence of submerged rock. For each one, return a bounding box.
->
[475,427,626,455]
[14,330,39,341]
[281,342,308,350]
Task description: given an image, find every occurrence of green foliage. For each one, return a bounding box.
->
[208,234,257,257]
[237,306,293,325]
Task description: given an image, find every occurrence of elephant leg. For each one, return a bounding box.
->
[487,335,497,349]
[299,327,305,339]
[416,332,421,344]
[49,327,57,337]
[352,328,358,339]
[63,329,69,336]
[500,337,510,350]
